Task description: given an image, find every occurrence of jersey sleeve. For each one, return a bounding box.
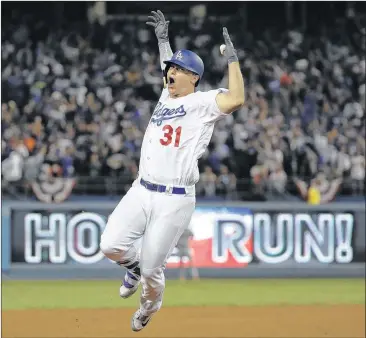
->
[198,88,229,123]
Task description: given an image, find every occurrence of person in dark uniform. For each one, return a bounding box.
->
[176,227,199,281]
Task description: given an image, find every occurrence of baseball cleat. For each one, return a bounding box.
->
[119,270,141,299]
[131,309,153,332]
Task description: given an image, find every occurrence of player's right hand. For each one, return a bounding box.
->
[146,10,170,42]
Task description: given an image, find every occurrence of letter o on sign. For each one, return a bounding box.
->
[67,212,106,264]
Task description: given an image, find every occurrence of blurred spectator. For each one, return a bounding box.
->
[197,166,217,197]
[216,165,237,199]
[295,175,343,205]
[267,163,288,197]
[2,137,28,183]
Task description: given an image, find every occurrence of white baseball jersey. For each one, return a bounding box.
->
[138,87,228,187]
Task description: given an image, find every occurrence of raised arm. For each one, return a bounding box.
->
[146,10,173,72]
[216,28,245,114]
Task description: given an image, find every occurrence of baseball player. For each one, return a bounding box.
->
[99,10,245,332]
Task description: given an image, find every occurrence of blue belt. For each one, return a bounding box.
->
[140,178,186,195]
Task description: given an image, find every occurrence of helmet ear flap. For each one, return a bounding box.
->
[195,77,200,87]
[163,64,171,86]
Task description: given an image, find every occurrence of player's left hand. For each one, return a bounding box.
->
[222,27,238,64]
[146,10,170,43]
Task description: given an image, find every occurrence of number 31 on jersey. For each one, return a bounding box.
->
[160,125,182,147]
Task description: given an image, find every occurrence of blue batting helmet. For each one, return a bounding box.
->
[164,50,204,87]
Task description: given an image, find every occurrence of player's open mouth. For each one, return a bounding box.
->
[169,77,175,84]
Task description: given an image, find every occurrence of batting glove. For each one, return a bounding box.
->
[146,10,170,44]
[222,27,238,64]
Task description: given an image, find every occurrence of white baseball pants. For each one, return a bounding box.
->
[100,181,195,315]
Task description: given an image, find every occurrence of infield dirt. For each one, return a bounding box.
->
[3,304,365,337]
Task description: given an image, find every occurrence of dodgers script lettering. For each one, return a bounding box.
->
[151,102,187,126]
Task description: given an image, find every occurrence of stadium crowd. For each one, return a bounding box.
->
[1,5,365,201]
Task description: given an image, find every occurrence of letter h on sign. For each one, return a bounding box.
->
[24,213,67,263]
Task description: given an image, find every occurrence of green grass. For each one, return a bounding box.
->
[2,279,365,310]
